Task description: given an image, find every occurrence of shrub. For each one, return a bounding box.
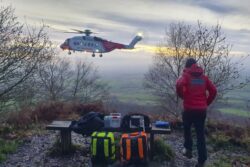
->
[5,101,109,129]
[74,102,107,116]
[209,133,231,150]
[33,101,108,122]
[6,108,34,128]
[0,138,19,163]
[206,121,250,151]
[0,124,14,135]
[207,155,250,167]
[153,138,175,161]
[33,102,64,122]
[242,137,250,152]
[207,156,231,167]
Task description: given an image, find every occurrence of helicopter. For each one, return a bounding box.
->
[60,29,143,57]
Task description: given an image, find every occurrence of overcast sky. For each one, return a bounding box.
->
[2,0,250,76]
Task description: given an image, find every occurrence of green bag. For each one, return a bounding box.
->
[91,131,115,163]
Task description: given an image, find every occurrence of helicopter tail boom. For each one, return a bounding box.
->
[126,35,142,49]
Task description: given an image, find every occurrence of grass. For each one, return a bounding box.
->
[218,108,250,118]
[207,132,232,151]
[207,155,250,167]
[206,125,250,166]
[153,138,175,162]
[206,121,250,152]
[207,156,232,167]
[0,138,19,163]
[242,137,250,152]
[219,98,246,105]
[113,92,158,105]
[104,76,160,105]
[107,75,250,113]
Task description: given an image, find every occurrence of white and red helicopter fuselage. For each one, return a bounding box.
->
[60,35,142,57]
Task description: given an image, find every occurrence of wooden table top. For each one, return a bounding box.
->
[46,120,171,134]
[46,121,72,130]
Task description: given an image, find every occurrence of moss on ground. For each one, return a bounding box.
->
[0,138,19,163]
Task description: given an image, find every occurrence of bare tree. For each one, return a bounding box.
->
[70,61,110,103]
[0,5,53,104]
[71,61,94,99]
[36,57,110,103]
[144,21,249,117]
[193,22,248,93]
[37,57,72,101]
[8,76,37,109]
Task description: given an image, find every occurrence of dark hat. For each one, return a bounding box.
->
[185,58,197,68]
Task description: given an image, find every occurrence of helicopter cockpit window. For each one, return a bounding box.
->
[74,41,80,45]
[64,39,70,45]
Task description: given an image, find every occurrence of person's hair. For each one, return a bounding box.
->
[185,58,197,68]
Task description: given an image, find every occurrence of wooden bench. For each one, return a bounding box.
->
[46,120,171,159]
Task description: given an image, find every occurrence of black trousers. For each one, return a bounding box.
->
[182,110,207,163]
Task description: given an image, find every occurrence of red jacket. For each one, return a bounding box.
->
[176,64,217,111]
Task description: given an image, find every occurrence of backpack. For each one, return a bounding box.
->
[120,132,148,165]
[70,111,104,136]
[91,131,116,164]
[120,113,151,132]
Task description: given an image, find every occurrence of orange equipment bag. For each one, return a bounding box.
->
[120,131,148,164]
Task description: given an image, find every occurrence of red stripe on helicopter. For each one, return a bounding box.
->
[102,40,125,52]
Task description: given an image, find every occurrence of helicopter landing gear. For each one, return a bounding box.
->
[99,54,103,57]
[92,53,95,57]
[68,51,71,55]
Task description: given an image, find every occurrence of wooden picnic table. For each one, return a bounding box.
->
[46,121,72,153]
[46,120,171,160]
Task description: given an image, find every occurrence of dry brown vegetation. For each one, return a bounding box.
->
[5,101,109,129]
[206,121,250,152]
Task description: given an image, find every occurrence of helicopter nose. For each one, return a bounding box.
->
[60,43,68,50]
[60,44,64,49]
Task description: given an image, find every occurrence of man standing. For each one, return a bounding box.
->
[176,58,217,167]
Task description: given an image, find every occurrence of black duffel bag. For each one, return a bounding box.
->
[70,111,104,136]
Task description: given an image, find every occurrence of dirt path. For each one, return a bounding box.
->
[0,131,248,167]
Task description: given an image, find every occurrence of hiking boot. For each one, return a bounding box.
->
[195,162,205,167]
[182,148,192,159]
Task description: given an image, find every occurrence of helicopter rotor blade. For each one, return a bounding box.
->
[48,25,99,35]
[63,31,81,34]
[71,29,86,34]
[72,29,98,35]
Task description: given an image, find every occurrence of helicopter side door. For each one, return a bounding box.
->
[69,36,106,53]
[69,36,86,51]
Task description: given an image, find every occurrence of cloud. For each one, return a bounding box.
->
[239,29,250,35]
[195,1,238,14]
[3,0,250,54]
